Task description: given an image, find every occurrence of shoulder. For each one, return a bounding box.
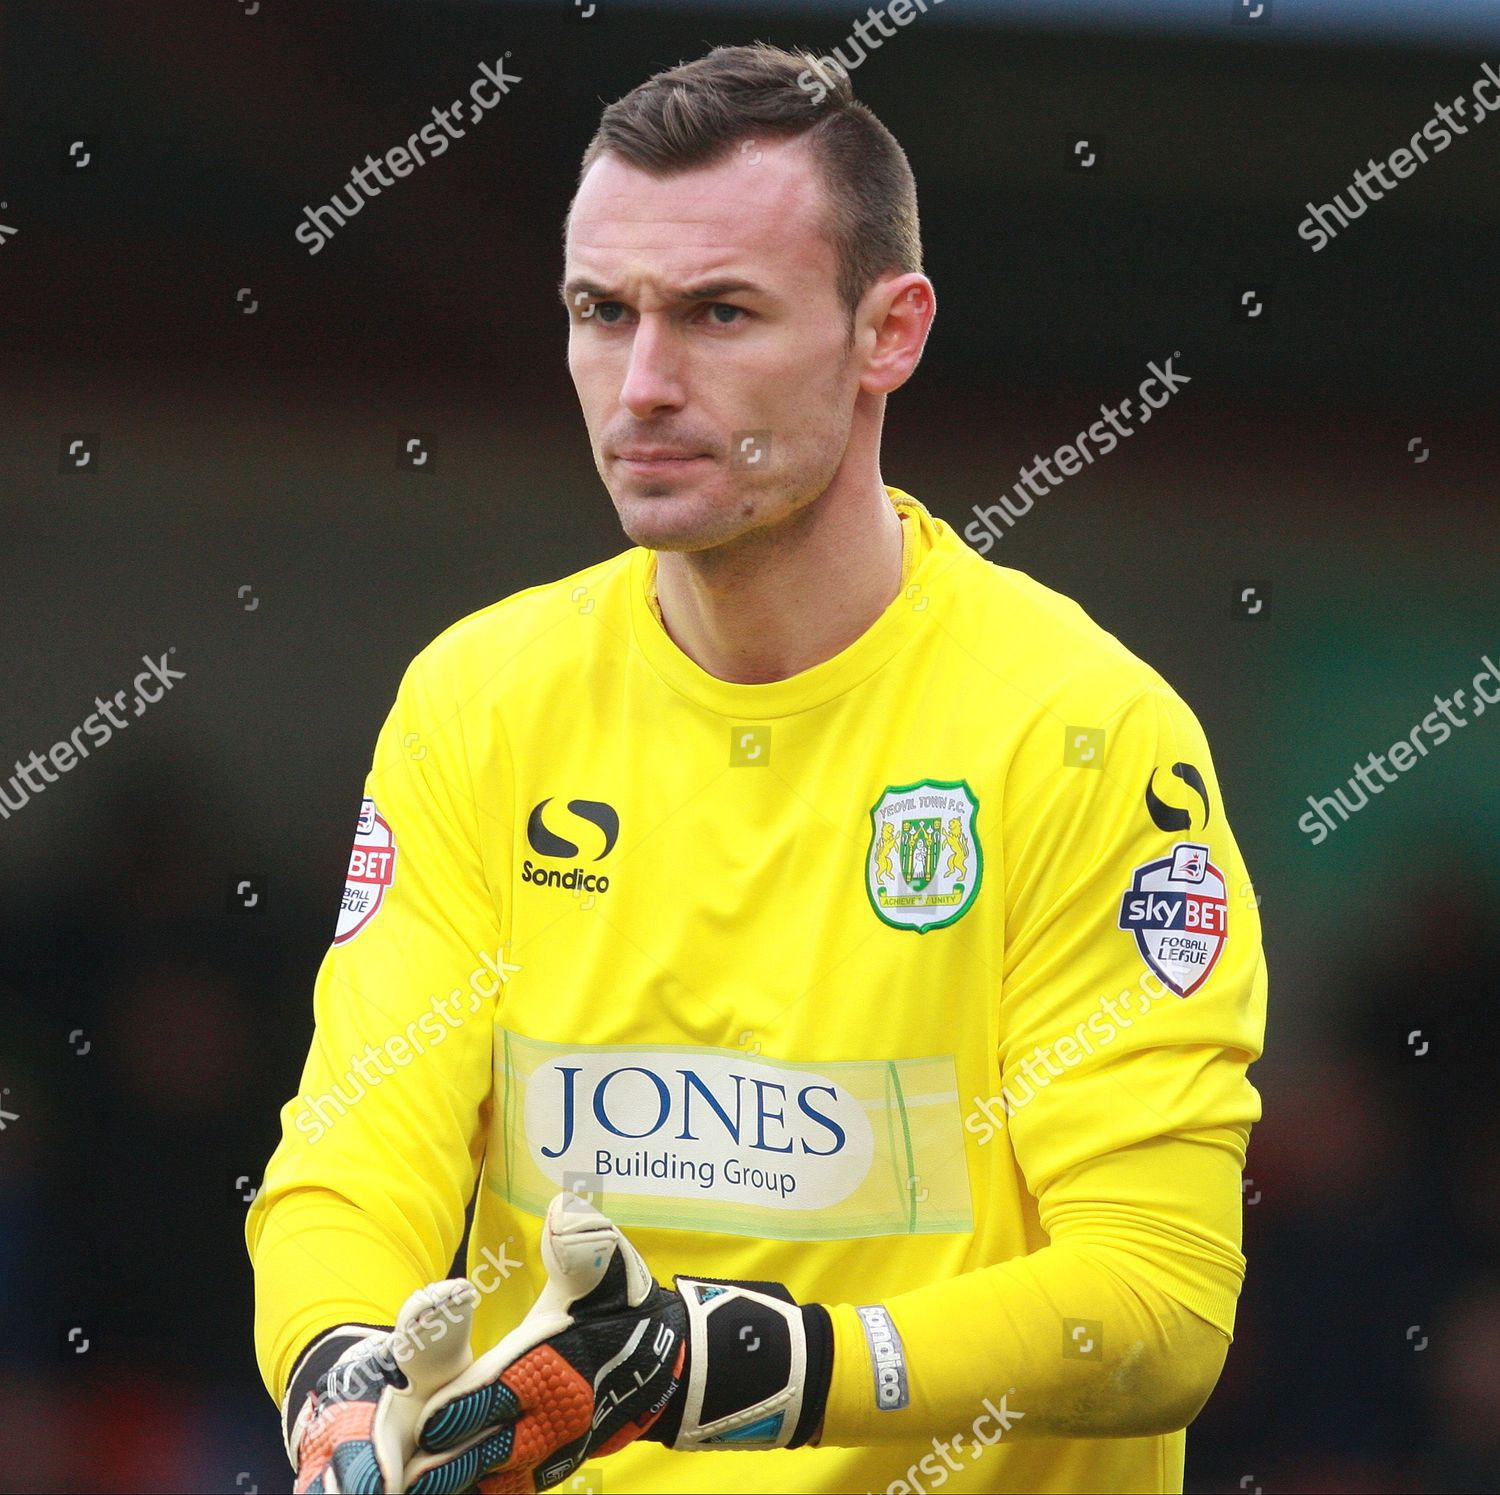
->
[933,529,1175,725]
[397,546,639,700]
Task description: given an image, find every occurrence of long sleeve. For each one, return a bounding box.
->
[246,636,508,1402]
[823,1123,1247,1443]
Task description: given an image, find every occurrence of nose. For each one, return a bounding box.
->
[618,315,686,420]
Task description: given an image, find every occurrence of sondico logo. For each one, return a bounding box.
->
[524,1051,875,1209]
[858,1305,911,1411]
[523,796,618,894]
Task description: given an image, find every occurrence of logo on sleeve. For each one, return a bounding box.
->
[857,1305,910,1411]
[1144,762,1211,832]
[866,779,982,932]
[334,796,396,944]
[1117,840,1226,996]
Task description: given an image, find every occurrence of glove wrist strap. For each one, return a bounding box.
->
[279,1323,391,1469]
[648,1278,832,1452]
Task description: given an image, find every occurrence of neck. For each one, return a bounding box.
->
[653,478,906,685]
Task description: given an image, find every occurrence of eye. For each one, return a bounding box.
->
[592,301,628,325]
[702,303,746,326]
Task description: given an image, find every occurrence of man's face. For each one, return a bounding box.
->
[564,137,864,553]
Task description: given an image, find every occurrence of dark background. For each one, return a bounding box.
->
[1,1,1497,1490]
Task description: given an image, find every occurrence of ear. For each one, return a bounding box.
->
[858,273,936,396]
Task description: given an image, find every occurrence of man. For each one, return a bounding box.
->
[249,43,1266,1495]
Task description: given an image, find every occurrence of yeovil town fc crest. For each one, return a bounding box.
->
[866,779,982,932]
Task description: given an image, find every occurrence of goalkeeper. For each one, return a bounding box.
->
[249,42,1267,1495]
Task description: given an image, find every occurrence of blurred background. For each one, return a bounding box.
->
[1,1,1497,1490]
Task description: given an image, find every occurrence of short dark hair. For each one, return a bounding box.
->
[570,42,923,324]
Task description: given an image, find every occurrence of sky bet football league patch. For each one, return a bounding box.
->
[1117,841,1228,997]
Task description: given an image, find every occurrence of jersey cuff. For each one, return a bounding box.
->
[792,1303,834,1447]
[822,1302,879,1443]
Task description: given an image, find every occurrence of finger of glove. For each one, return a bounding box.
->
[404,1423,527,1495]
[412,1200,633,1462]
[372,1281,480,1484]
[391,1279,479,1399]
[405,1343,594,1489]
[417,1371,524,1455]
[540,1193,652,1318]
[419,1341,592,1455]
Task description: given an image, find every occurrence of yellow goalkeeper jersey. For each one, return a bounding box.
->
[249,489,1266,1494]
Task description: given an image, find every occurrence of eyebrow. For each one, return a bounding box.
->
[558,276,767,308]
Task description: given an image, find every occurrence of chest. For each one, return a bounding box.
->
[490,685,1008,1066]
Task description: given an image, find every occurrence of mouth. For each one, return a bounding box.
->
[613,451,712,476]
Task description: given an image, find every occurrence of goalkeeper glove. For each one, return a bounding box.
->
[401,1191,833,1493]
[285,1280,478,1494]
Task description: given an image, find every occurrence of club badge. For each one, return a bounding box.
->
[866,779,981,932]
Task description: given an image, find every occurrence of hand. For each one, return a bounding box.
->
[402,1192,687,1493]
[402,1192,834,1491]
[290,1281,478,1494]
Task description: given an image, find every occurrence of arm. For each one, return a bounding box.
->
[822,1123,1246,1443]
[245,636,507,1460]
[823,680,1266,1443]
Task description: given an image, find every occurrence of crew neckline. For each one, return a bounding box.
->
[629,487,940,718]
